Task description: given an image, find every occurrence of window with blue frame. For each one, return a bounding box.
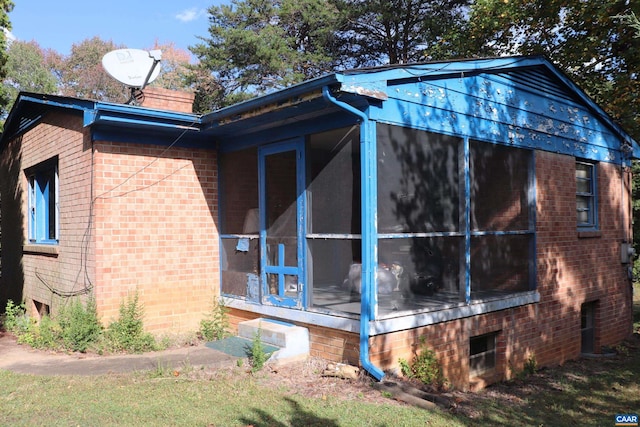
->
[27,158,59,244]
[576,161,597,229]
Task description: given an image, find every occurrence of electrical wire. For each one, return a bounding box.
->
[47,117,200,300]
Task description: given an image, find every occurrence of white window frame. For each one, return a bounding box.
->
[576,161,598,230]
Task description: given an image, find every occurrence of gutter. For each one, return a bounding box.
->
[322,85,385,381]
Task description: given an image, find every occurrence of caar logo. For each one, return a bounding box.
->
[615,414,639,426]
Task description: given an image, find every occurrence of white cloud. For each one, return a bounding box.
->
[175,8,206,23]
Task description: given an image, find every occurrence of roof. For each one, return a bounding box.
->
[2,56,638,159]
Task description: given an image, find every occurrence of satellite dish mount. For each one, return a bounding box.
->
[101,49,163,105]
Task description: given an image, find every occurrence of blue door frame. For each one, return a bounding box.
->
[258,139,306,308]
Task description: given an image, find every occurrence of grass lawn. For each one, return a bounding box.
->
[0,367,460,427]
[0,283,638,426]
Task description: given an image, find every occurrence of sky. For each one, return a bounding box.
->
[8,1,228,61]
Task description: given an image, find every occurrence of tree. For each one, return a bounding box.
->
[54,37,130,103]
[466,0,640,141]
[147,40,193,91]
[333,0,471,67]
[0,0,14,116]
[190,0,343,112]
[4,40,57,107]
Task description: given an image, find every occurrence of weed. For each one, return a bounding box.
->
[249,328,268,372]
[3,300,31,335]
[510,354,538,380]
[199,298,229,341]
[105,291,157,353]
[57,298,102,353]
[615,343,630,356]
[523,354,537,376]
[399,339,446,390]
[149,360,171,378]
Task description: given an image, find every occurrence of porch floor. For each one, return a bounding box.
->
[311,285,520,316]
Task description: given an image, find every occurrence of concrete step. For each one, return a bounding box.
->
[237,318,310,364]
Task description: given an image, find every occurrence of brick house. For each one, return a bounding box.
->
[0,56,637,390]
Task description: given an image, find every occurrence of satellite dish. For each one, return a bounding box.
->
[102,49,162,89]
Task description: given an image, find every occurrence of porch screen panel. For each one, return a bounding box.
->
[470,234,531,293]
[469,141,533,295]
[376,124,462,310]
[307,126,360,234]
[377,125,459,233]
[219,147,260,298]
[377,236,462,314]
[306,126,361,314]
[470,142,530,231]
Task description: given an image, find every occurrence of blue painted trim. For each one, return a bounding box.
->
[258,139,306,309]
[90,126,207,149]
[202,74,340,129]
[374,96,625,165]
[463,137,471,304]
[322,85,385,382]
[379,232,464,239]
[216,112,357,153]
[469,230,534,236]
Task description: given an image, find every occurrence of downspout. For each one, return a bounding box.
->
[322,86,385,381]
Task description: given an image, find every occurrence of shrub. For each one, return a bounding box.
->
[58,298,102,353]
[199,298,229,341]
[399,340,446,390]
[105,291,157,353]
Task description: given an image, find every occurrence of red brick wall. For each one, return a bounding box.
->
[2,111,96,314]
[368,151,632,390]
[139,87,194,113]
[228,150,633,391]
[93,141,219,332]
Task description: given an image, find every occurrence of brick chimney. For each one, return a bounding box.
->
[138,87,195,113]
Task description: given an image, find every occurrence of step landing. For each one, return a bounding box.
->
[237,318,310,364]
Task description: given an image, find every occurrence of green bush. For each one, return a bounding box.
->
[3,300,31,335]
[199,298,229,341]
[399,340,446,390]
[58,298,102,353]
[105,291,157,353]
[23,314,61,349]
[3,300,56,349]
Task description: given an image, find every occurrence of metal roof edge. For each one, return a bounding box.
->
[1,92,202,147]
[200,74,342,127]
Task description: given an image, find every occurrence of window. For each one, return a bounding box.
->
[27,159,58,244]
[581,301,596,354]
[576,161,597,229]
[469,332,498,376]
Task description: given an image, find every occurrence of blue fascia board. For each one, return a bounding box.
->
[199,56,638,158]
[372,90,627,164]
[89,101,200,126]
[2,92,202,146]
